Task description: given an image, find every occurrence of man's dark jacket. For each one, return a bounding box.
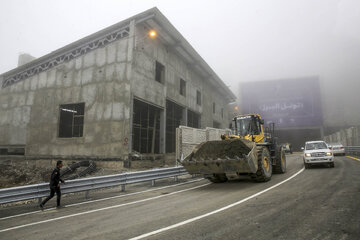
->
[49,167,64,187]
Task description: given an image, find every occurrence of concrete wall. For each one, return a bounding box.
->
[0,30,134,158]
[176,125,231,161]
[132,24,229,129]
[324,126,360,146]
[0,21,231,160]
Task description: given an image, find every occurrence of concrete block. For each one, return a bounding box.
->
[65,58,75,69]
[86,103,97,121]
[81,67,94,85]
[47,69,57,88]
[63,88,73,103]
[63,70,74,88]
[15,81,24,92]
[12,107,23,127]
[117,40,128,62]
[107,43,117,64]
[96,103,105,121]
[55,89,63,103]
[81,84,97,106]
[115,63,126,80]
[112,102,124,120]
[94,67,105,82]
[103,103,113,120]
[75,56,83,70]
[124,106,130,119]
[0,95,9,109]
[83,51,95,68]
[55,70,64,87]
[71,86,81,103]
[96,47,106,67]
[9,125,26,144]
[105,64,115,81]
[18,94,26,106]
[110,122,122,141]
[10,94,18,108]
[9,84,16,93]
[38,72,47,89]
[104,83,114,102]
[0,110,8,125]
[74,70,82,86]
[84,126,95,143]
[23,78,31,91]
[30,75,39,91]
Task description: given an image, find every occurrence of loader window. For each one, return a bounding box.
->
[236,116,260,136]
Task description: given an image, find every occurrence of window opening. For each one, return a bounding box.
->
[155,61,165,84]
[166,100,184,153]
[58,103,85,138]
[180,78,186,96]
[132,99,161,154]
[196,90,201,105]
[187,109,200,128]
[213,121,221,129]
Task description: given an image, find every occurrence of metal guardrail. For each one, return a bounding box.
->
[0,166,188,205]
[345,146,360,155]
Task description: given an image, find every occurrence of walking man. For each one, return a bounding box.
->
[40,160,65,210]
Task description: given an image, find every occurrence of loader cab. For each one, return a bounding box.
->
[234,115,263,137]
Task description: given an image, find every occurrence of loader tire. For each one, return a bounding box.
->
[251,147,272,182]
[273,146,286,174]
[206,173,228,183]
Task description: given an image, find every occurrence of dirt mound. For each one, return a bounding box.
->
[0,162,52,188]
[0,160,99,189]
[190,139,255,160]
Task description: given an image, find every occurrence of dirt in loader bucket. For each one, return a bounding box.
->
[189,138,256,161]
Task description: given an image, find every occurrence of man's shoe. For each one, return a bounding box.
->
[56,205,63,209]
[39,204,44,211]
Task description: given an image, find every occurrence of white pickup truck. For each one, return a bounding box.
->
[302,141,334,169]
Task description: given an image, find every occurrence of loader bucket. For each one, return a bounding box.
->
[181,138,258,175]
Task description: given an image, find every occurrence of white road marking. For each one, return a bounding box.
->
[0,179,204,221]
[0,183,211,233]
[129,167,305,240]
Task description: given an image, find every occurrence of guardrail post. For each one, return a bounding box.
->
[121,184,125,192]
[174,176,178,182]
[38,197,42,205]
[151,180,155,186]
[85,190,89,199]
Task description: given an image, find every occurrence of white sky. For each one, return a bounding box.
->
[0,0,360,93]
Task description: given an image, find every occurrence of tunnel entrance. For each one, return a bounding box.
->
[275,127,323,151]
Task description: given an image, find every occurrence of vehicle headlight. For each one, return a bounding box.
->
[326,152,332,156]
[305,153,311,157]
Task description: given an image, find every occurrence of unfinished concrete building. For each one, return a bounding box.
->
[0,8,235,165]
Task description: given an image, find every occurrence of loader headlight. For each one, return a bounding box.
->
[326,152,332,156]
[305,153,311,157]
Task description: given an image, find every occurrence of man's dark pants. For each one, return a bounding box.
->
[41,186,61,206]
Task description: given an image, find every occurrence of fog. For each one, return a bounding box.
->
[1,0,360,128]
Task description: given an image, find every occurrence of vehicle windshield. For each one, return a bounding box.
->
[305,142,327,150]
[236,117,260,136]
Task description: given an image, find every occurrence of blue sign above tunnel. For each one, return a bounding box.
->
[241,77,323,128]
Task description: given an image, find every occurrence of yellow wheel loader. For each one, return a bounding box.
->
[181,114,286,183]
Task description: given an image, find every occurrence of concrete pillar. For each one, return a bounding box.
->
[160,108,166,153]
[183,107,188,126]
[128,95,134,155]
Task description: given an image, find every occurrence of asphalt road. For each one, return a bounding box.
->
[0,154,359,240]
